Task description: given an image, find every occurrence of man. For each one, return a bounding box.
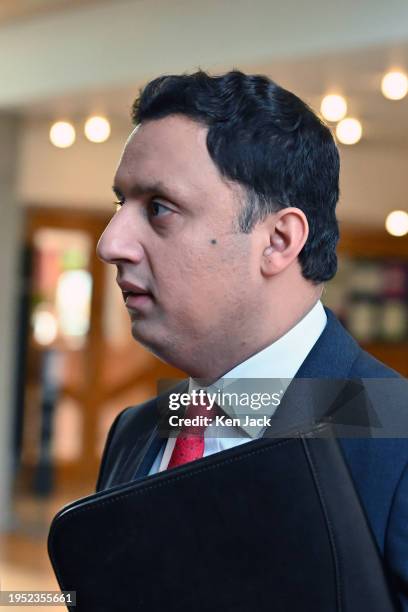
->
[96,71,407,607]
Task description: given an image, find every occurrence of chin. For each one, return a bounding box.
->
[131,323,168,360]
[131,324,192,372]
[130,323,155,350]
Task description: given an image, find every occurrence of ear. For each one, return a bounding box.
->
[261,207,309,277]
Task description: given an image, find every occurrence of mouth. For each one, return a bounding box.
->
[121,289,154,310]
[124,292,153,309]
[118,281,153,308]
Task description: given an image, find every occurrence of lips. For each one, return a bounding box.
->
[125,293,153,310]
[117,280,153,304]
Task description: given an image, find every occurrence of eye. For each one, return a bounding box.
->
[149,200,172,218]
[113,193,125,212]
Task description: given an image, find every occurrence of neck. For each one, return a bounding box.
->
[186,288,323,381]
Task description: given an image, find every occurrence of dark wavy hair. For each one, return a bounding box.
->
[131,70,340,282]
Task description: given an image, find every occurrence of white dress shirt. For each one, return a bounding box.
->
[149,300,327,474]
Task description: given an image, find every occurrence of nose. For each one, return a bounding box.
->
[96,210,145,265]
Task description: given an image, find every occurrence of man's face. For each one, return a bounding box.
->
[96,115,264,377]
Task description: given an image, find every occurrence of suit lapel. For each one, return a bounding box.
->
[132,379,189,479]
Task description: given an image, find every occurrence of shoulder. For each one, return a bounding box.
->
[350,347,402,379]
[339,348,408,551]
[95,379,189,491]
[95,399,156,492]
[385,460,408,607]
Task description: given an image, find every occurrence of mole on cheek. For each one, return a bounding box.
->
[210,239,217,244]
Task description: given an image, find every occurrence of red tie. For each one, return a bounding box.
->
[167,394,216,469]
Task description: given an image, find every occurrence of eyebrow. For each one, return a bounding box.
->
[112,180,172,199]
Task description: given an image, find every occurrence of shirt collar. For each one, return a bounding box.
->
[188,300,327,436]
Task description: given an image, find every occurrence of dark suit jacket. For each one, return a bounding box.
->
[96,308,408,610]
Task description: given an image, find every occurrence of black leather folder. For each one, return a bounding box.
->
[48,426,397,612]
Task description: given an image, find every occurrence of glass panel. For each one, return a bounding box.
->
[102,264,130,349]
[52,396,82,461]
[31,228,92,350]
[22,228,93,475]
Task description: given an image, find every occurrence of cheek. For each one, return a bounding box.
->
[154,237,254,312]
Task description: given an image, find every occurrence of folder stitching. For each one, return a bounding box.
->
[302,438,343,612]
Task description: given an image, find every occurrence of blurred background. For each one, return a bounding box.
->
[0,0,408,607]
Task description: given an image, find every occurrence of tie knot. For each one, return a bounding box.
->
[182,393,217,436]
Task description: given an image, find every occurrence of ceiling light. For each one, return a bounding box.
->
[320,94,347,122]
[381,71,408,100]
[84,116,111,143]
[385,210,408,237]
[49,121,76,148]
[335,118,362,145]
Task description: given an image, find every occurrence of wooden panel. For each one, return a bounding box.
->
[338,224,408,258]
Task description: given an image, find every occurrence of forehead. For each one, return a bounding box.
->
[114,115,226,199]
